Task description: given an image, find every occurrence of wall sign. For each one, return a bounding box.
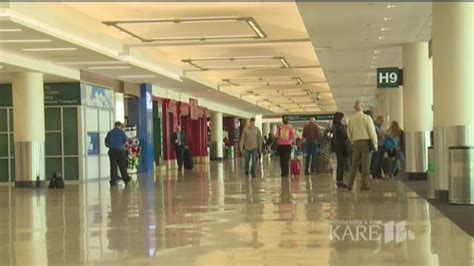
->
[81,83,115,109]
[44,83,82,106]
[87,132,99,155]
[377,68,403,88]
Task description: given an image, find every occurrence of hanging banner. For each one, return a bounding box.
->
[189,98,199,120]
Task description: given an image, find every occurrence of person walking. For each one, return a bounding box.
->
[276,117,296,177]
[386,121,405,177]
[346,101,378,191]
[331,112,350,188]
[171,125,187,171]
[371,116,385,179]
[302,117,320,176]
[240,118,262,178]
[105,121,131,187]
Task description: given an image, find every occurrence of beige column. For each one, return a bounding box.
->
[432,3,474,201]
[12,72,45,188]
[210,111,223,160]
[402,42,433,179]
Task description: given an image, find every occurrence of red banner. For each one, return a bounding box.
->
[189,98,199,120]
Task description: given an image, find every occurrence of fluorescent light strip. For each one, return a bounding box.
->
[57,61,123,66]
[0,39,52,43]
[0,29,22,32]
[280,58,290,68]
[23,47,77,52]
[119,75,156,79]
[246,19,265,38]
[88,66,131,70]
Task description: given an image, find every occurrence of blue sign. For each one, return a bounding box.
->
[87,132,100,155]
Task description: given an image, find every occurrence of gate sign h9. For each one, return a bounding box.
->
[377,67,403,88]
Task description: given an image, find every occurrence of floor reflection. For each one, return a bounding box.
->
[0,157,472,265]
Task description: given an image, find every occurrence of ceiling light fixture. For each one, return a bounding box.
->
[0,29,22,32]
[23,47,77,52]
[383,17,392,21]
[386,4,397,8]
[103,17,266,42]
[374,50,381,54]
[372,56,378,59]
[279,58,290,68]
[0,39,52,43]
[119,74,156,79]
[88,66,131,70]
[57,61,123,66]
[377,36,384,40]
[380,27,389,32]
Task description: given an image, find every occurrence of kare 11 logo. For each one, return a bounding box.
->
[329,220,415,244]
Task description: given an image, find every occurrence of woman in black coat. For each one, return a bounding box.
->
[331,112,350,188]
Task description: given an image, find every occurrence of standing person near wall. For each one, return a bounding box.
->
[371,116,386,179]
[302,117,320,176]
[105,121,131,187]
[171,125,187,171]
[386,121,405,178]
[240,118,262,178]
[276,117,296,178]
[331,112,350,188]
[346,101,378,191]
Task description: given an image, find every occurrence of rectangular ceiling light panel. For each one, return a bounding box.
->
[183,56,290,70]
[222,76,304,86]
[103,17,266,42]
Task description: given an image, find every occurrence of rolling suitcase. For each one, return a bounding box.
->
[183,148,194,170]
[291,159,301,177]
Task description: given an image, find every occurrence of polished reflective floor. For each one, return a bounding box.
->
[0,158,473,266]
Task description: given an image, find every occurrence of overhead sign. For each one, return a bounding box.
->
[377,67,403,88]
[283,114,335,122]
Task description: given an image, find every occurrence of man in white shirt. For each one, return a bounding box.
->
[346,101,378,191]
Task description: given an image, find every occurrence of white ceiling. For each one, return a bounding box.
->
[0,2,433,116]
[298,2,432,113]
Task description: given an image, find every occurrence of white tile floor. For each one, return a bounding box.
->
[0,158,472,265]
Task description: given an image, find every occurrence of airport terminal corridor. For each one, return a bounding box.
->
[0,158,472,266]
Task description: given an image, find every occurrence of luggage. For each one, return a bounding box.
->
[48,172,65,189]
[382,157,393,175]
[291,159,301,177]
[183,148,194,170]
[317,153,331,174]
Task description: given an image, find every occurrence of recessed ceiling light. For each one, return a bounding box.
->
[374,50,381,54]
[386,4,397,8]
[380,27,389,32]
[383,17,392,21]
[0,39,52,43]
[0,29,22,32]
[378,36,384,40]
[372,56,378,59]
[88,66,131,70]
[119,74,156,79]
[23,47,77,52]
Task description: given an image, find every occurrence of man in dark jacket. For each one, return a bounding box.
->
[105,121,131,187]
[171,126,187,171]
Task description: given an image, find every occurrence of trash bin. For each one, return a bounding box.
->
[449,146,474,205]
[427,146,435,200]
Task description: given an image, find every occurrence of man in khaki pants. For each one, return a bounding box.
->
[347,101,378,191]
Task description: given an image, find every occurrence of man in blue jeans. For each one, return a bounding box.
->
[302,117,320,175]
[239,118,262,178]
